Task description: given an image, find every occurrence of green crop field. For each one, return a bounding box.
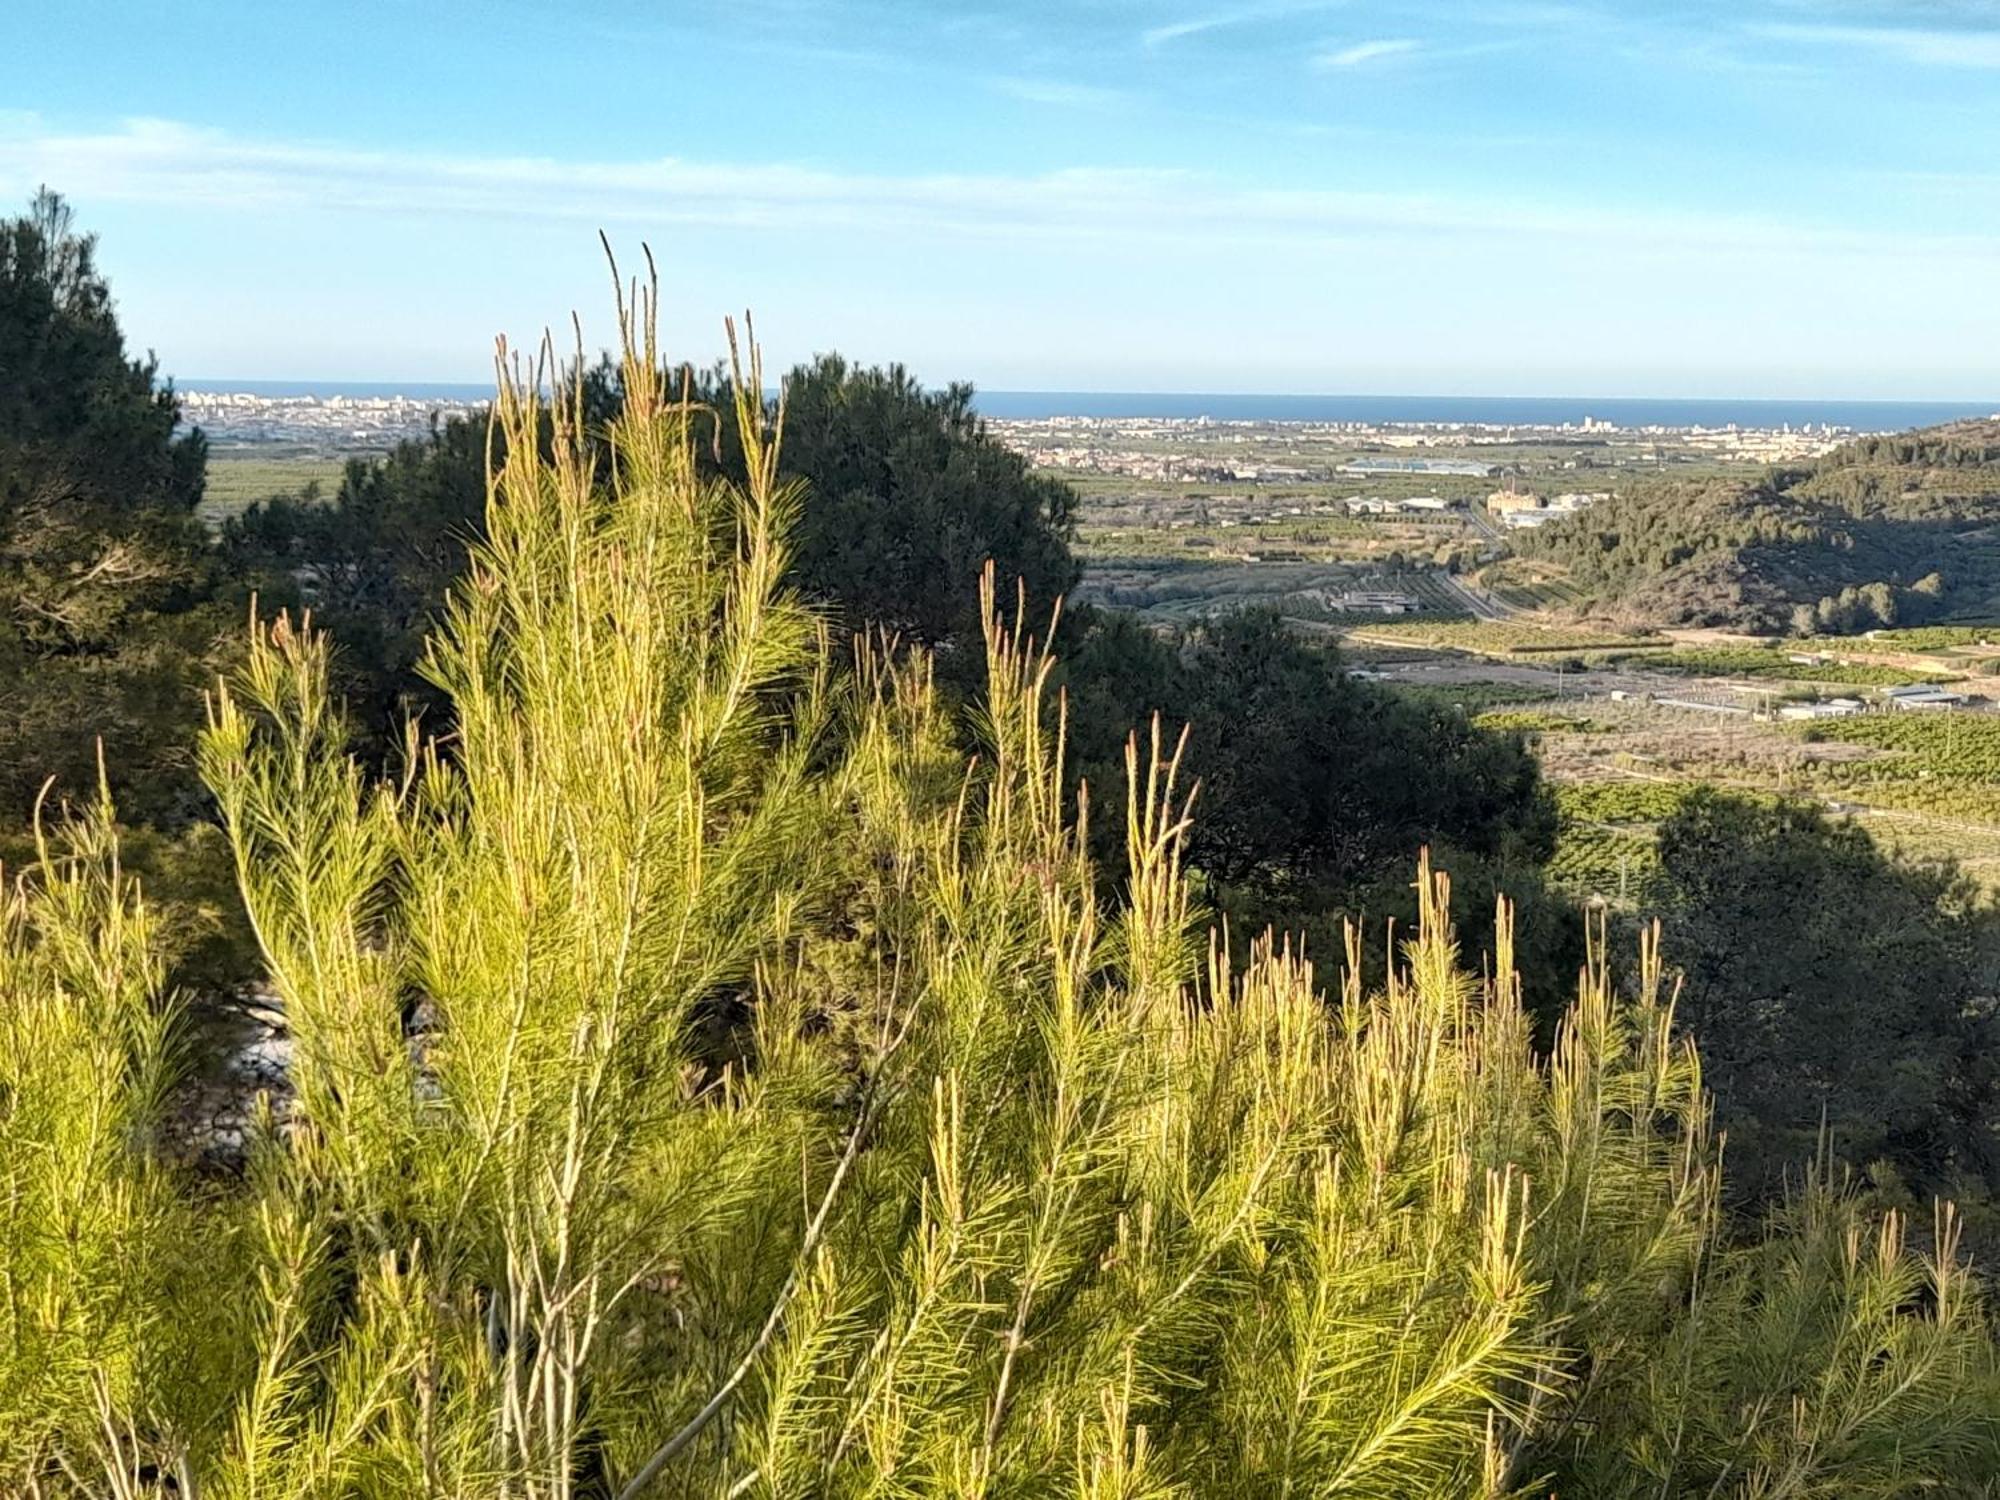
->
[1792,714,2000,828]
[1806,714,2000,778]
[1081,560,1475,624]
[1486,576,1589,611]
[1545,779,1702,906]
[1813,626,2000,653]
[1547,822,1661,905]
[1609,647,1949,686]
[1547,779,1788,906]
[1472,709,1602,735]
[1349,619,1667,655]
[1556,779,1703,824]
[199,453,348,523]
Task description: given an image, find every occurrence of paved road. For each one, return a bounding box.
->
[1462,503,1504,545]
[1435,569,1513,621]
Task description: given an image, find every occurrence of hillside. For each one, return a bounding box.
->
[1520,419,2000,632]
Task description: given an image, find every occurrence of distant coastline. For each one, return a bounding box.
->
[972,392,2000,431]
[179,380,2000,433]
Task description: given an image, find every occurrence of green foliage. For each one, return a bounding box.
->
[1544,780,1706,910]
[723,354,1080,649]
[1792,712,2000,829]
[225,412,500,744]
[0,189,234,826]
[1521,424,2000,633]
[1808,711,2000,779]
[1620,645,1946,686]
[1062,609,1562,982]
[229,371,1563,1000]
[229,349,1081,744]
[1655,790,2000,1202]
[1541,757,2000,1251]
[1473,708,1600,735]
[1547,819,1659,906]
[1557,780,1702,823]
[1829,625,2000,652]
[0,796,240,1490]
[6,292,1997,1495]
[1349,619,1666,654]
[0,189,258,1004]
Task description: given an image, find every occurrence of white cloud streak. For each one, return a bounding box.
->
[1142,0,1346,48]
[1,115,1994,270]
[1315,37,1422,66]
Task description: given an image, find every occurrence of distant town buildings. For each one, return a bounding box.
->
[183,395,1862,476]
[1484,489,1612,529]
[1340,458,1494,478]
[180,390,483,450]
[1345,495,1452,515]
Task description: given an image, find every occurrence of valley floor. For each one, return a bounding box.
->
[1341,621,2000,899]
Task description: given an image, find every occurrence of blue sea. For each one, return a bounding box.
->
[967,392,2000,431]
[179,381,2000,433]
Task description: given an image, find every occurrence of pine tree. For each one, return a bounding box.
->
[0,188,228,826]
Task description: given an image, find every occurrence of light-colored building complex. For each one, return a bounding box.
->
[1884,685,1968,712]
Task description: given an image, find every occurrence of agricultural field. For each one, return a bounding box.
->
[1803,712,2000,778]
[1079,558,1475,624]
[1468,558,1589,612]
[1472,708,1603,735]
[1798,713,2000,836]
[1074,512,1465,567]
[1811,626,2000,653]
[1544,779,1706,907]
[1048,417,1802,637]
[1364,635,2000,898]
[1345,619,1667,655]
[200,452,348,524]
[1373,679,1556,714]
[1553,778,1705,823]
[1598,646,1950,687]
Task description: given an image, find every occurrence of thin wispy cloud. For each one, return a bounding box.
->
[1315,38,1422,67]
[1751,21,2000,66]
[1142,0,1346,49]
[3,115,1994,274]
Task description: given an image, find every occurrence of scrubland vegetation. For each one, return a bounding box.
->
[1519,433,2000,634]
[13,194,2000,1493]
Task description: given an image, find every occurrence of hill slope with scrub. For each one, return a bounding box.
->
[1521,421,2000,632]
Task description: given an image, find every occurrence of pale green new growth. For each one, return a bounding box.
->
[2,279,1995,1496]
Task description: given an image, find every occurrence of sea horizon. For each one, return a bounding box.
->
[177,380,2000,433]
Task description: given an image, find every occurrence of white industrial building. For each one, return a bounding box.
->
[1883,684,1968,712]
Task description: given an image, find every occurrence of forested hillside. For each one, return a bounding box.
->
[1521,421,2000,632]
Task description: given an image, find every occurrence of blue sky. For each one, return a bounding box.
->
[5,0,2000,395]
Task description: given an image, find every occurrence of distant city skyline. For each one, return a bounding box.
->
[176,382,2000,434]
[8,0,2000,397]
